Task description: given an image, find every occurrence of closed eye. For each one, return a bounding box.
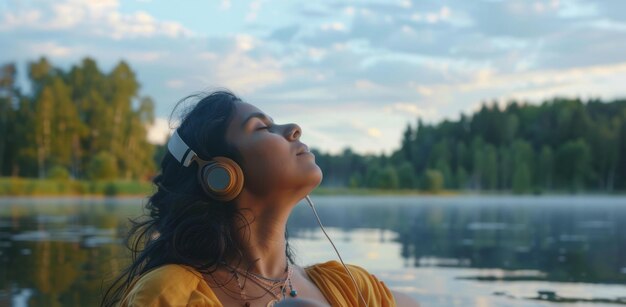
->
[256,126,270,131]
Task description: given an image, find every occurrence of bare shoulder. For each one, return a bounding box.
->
[391,290,420,307]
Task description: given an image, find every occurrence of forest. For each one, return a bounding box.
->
[315,97,626,193]
[0,57,156,181]
[1,57,625,193]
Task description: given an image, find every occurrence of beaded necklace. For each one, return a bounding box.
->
[222,260,298,306]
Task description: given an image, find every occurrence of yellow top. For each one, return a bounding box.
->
[120,261,396,307]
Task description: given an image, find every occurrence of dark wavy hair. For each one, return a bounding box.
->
[101,90,295,306]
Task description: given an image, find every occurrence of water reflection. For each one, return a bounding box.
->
[0,198,137,306]
[0,195,625,306]
[288,195,626,284]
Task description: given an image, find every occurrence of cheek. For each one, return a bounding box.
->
[241,138,294,184]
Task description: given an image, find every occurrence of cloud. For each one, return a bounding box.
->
[320,22,347,32]
[367,128,382,138]
[235,34,255,52]
[0,9,42,30]
[27,41,74,57]
[126,51,166,62]
[221,0,232,10]
[106,11,192,39]
[0,0,192,39]
[3,0,626,154]
[214,53,284,94]
[165,79,184,89]
[146,117,171,145]
[245,0,263,22]
[456,61,626,93]
[383,103,440,123]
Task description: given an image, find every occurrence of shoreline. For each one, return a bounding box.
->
[1,177,625,197]
[1,189,625,199]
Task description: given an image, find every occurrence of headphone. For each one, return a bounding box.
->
[167,130,244,201]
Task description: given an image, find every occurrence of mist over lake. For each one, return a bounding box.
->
[1,195,625,306]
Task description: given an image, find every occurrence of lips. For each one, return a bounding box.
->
[296,144,310,155]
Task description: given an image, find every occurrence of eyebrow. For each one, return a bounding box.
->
[241,112,274,127]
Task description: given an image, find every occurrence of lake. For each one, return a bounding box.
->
[1,195,625,306]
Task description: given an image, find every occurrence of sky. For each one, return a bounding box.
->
[2,0,626,155]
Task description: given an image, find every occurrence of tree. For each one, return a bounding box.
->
[312,97,626,193]
[364,164,382,188]
[400,123,414,161]
[33,86,54,178]
[455,167,468,189]
[617,112,626,190]
[470,137,485,190]
[587,120,619,190]
[397,162,416,189]
[15,57,156,179]
[482,144,498,190]
[87,152,118,180]
[555,139,591,192]
[48,77,81,175]
[512,163,531,194]
[108,61,140,176]
[537,145,554,190]
[0,63,18,176]
[511,139,534,191]
[379,166,399,190]
[498,145,513,190]
[423,169,444,193]
[120,97,156,179]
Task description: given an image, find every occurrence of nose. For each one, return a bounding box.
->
[284,123,302,141]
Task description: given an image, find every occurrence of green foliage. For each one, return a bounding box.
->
[47,165,70,180]
[397,162,416,189]
[364,165,383,188]
[512,164,531,194]
[313,97,626,193]
[348,173,362,188]
[423,169,444,193]
[0,177,153,196]
[555,139,592,192]
[482,144,498,190]
[455,167,468,189]
[379,166,399,190]
[538,146,554,189]
[104,182,118,196]
[86,152,118,180]
[0,58,156,181]
[3,58,626,193]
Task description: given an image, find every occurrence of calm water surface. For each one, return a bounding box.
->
[0,195,625,306]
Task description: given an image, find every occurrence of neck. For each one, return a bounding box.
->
[228,191,298,279]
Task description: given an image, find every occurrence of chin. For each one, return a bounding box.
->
[309,165,324,189]
[314,166,323,186]
[296,164,323,194]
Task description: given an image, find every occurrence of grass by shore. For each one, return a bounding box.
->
[0,177,154,196]
[0,178,460,197]
[311,187,460,196]
[0,178,438,197]
[1,177,623,197]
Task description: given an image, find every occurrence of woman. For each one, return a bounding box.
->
[102,91,418,306]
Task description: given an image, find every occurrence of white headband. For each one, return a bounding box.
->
[167,130,197,167]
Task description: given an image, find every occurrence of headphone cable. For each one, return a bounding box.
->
[304,195,369,307]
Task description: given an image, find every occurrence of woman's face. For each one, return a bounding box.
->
[225,101,323,199]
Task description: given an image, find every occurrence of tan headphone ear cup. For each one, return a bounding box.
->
[199,156,244,202]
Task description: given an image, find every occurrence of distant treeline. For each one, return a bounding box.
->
[315,98,626,193]
[2,57,626,194]
[0,57,156,180]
